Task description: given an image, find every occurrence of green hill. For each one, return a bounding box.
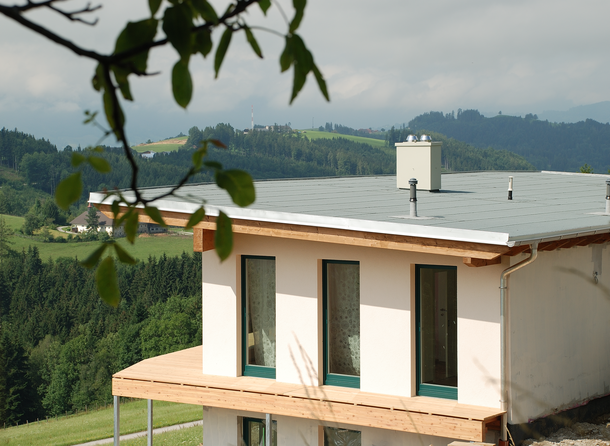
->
[409,110,610,172]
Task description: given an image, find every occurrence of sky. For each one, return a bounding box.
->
[1,0,609,149]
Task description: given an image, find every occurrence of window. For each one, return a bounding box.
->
[415,265,457,399]
[323,426,361,446]
[242,256,276,379]
[243,417,277,446]
[323,260,360,388]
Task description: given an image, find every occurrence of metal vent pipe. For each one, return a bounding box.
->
[508,176,513,201]
[409,178,418,217]
[605,179,610,214]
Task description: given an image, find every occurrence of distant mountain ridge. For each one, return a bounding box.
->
[409,110,610,173]
[538,101,610,124]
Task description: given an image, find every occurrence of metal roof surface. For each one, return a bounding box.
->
[89,171,610,247]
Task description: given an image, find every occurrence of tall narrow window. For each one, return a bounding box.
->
[242,256,276,379]
[243,418,277,446]
[324,427,361,446]
[323,260,360,388]
[416,265,457,399]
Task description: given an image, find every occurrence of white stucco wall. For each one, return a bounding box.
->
[508,244,610,424]
[202,233,503,410]
[201,406,463,446]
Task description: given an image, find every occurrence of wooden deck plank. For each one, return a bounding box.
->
[112,347,503,442]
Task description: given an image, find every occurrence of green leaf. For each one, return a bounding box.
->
[312,63,329,101]
[290,34,313,103]
[149,0,162,16]
[192,147,206,170]
[96,256,121,307]
[83,110,98,124]
[214,28,232,78]
[124,210,139,244]
[244,26,263,58]
[114,19,158,73]
[102,88,125,139]
[191,0,218,23]
[185,207,206,229]
[71,152,86,168]
[172,59,193,108]
[203,160,222,170]
[113,243,138,265]
[216,169,255,207]
[92,64,105,92]
[88,156,112,174]
[214,211,233,261]
[194,29,213,57]
[258,0,271,14]
[163,5,193,60]
[289,0,306,33]
[80,243,108,269]
[144,206,168,227]
[111,200,120,219]
[55,172,82,210]
[280,35,294,72]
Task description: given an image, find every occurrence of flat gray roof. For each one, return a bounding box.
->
[89,171,610,247]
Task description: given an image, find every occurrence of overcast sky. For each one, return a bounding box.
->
[1,0,609,149]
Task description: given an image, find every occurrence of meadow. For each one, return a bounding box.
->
[2,214,194,260]
[133,137,188,153]
[0,399,203,446]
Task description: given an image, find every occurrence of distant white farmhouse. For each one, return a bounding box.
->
[70,208,167,237]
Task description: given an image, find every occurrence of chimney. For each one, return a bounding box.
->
[395,135,441,191]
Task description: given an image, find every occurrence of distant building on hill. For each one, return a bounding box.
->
[69,208,166,237]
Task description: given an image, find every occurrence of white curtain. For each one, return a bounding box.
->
[327,262,360,376]
[246,258,276,367]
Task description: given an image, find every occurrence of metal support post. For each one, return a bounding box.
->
[113,396,120,446]
[266,413,272,446]
[148,399,153,446]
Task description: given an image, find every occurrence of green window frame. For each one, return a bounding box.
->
[242,417,277,446]
[415,264,458,400]
[241,255,276,379]
[323,259,360,389]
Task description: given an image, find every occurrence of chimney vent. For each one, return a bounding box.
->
[406,134,418,143]
[395,138,441,191]
[508,176,513,201]
[409,178,418,217]
[605,179,610,214]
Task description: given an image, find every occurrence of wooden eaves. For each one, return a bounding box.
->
[98,205,610,267]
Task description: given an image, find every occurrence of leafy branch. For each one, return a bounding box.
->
[0,0,329,307]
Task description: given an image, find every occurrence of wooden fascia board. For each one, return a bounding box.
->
[113,377,489,441]
[98,204,508,259]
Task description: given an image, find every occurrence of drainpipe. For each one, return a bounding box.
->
[499,243,538,445]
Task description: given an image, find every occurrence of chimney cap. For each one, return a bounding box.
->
[409,178,418,185]
[406,134,418,142]
[420,135,432,142]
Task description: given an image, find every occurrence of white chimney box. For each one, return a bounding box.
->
[395,140,442,191]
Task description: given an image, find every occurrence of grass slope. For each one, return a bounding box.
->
[133,137,188,153]
[2,215,193,260]
[0,399,202,446]
[300,130,387,148]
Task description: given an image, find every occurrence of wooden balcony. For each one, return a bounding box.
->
[113,346,503,442]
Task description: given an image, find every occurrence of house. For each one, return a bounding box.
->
[70,208,167,237]
[90,138,610,446]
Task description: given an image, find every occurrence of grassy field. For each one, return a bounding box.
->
[0,399,203,446]
[133,137,188,153]
[299,130,388,149]
[2,215,193,260]
[121,425,202,446]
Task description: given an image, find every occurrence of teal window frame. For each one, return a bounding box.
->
[322,259,360,389]
[415,264,458,400]
[242,417,277,446]
[241,255,276,379]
